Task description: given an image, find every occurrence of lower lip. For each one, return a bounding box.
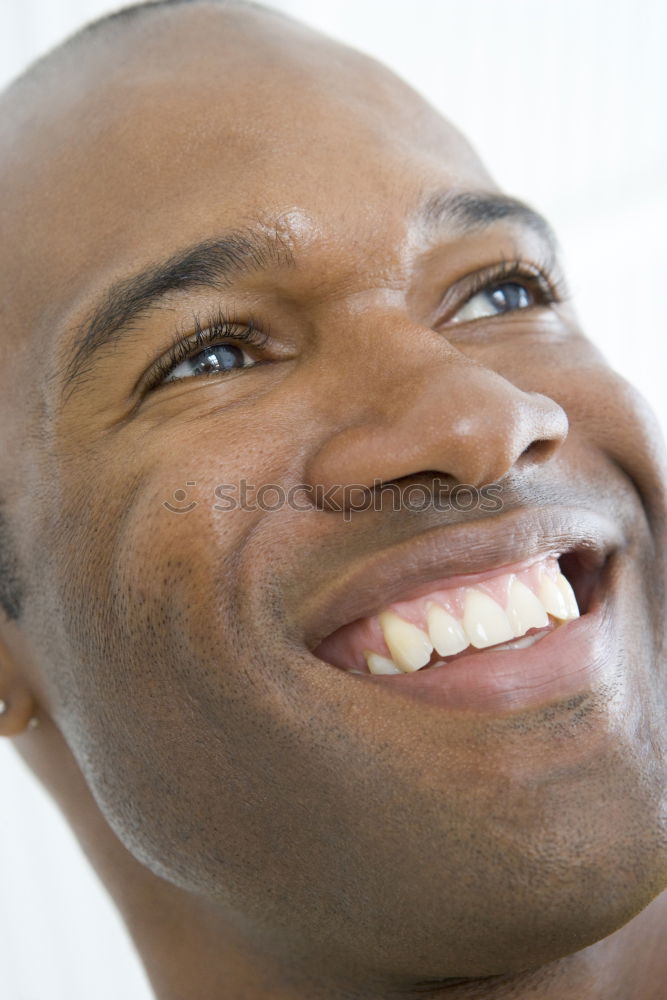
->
[339,574,614,713]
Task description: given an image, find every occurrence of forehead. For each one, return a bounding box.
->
[0,6,491,354]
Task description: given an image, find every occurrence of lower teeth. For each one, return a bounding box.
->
[424,629,551,671]
[491,631,549,652]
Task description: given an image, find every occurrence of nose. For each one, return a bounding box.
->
[303,331,568,508]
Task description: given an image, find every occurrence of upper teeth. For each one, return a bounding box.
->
[506,577,549,635]
[462,588,514,649]
[376,611,434,672]
[425,603,468,657]
[363,557,579,675]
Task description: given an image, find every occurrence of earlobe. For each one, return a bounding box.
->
[0,686,37,736]
[0,630,38,737]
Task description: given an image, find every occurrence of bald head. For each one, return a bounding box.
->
[3,0,280,96]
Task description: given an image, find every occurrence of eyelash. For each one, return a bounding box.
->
[146,310,270,391]
[146,256,567,391]
[448,255,568,317]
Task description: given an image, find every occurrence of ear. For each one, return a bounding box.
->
[0,621,38,737]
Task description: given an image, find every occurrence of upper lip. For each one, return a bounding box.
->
[301,505,623,649]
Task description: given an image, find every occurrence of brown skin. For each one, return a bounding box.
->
[0,4,666,998]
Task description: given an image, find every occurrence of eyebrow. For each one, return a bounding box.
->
[61,192,559,397]
[421,188,560,259]
[62,226,295,395]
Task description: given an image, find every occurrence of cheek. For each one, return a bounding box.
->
[43,473,292,884]
[560,365,667,556]
[529,348,667,500]
[44,377,332,750]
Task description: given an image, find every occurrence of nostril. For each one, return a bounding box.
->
[518,438,560,466]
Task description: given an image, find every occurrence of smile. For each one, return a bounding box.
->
[313,554,580,675]
[304,506,620,712]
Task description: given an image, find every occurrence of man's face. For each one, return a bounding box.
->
[2,3,666,984]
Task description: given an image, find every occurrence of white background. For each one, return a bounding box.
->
[1,1,666,997]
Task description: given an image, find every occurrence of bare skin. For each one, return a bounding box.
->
[0,3,665,998]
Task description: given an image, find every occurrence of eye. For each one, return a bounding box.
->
[451,280,535,324]
[166,342,255,383]
[144,311,270,391]
[444,256,567,328]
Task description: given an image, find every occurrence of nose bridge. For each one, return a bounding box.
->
[304,325,568,496]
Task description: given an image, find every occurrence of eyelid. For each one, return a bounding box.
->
[141,310,272,393]
[438,255,569,326]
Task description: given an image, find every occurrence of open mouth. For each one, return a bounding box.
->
[311,548,605,677]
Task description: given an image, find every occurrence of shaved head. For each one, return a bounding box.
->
[2,0,280,95]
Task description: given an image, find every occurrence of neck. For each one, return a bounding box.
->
[125,891,667,1000]
[16,725,667,1000]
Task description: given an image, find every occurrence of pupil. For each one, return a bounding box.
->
[489,282,530,312]
[195,344,244,375]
